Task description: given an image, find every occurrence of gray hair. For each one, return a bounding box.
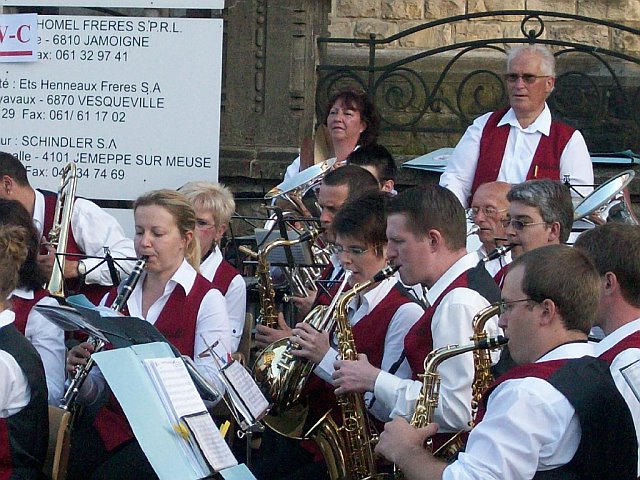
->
[507,179,573,243]
[507,45,556,77]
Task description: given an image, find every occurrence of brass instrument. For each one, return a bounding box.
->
[573,170,639,225]
[240,227,323,328]
[46,162,78,298]
[407,335,507,467]
[333,265,398,480]
[469,304,501,427]
[60,257,147,410]
[254,272,352,439]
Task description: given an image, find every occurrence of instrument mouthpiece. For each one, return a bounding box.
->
[483,245,514,263]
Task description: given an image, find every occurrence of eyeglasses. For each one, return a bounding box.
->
[500,218,548,231]
[504,73,550,84]
[195,219,216,231]
[497,298,537,315]
[330,244,371,256]
[466,206,508,219]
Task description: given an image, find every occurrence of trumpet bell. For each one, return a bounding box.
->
[574,170,638,225]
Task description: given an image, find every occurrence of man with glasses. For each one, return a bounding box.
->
[467,181,511,277]
[375,245,637,480]
[180,181,246,352]
[439,45,593,207]
[574,223,640,476]
[333,185,501,448]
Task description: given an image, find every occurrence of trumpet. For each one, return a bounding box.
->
[46,162,78,298]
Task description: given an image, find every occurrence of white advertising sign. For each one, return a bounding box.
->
[0,13,37,61]
[1,15,223,202]
[3,1,224,8]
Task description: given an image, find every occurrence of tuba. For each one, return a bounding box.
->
[407,336,507,466]
[573,170,639,225]
[45,162,78,298]
[332,265,398,480]
[469,304,501,427]
[59,257,147,411]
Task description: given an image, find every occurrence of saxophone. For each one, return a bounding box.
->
[239,227,323,328]
[408,335,507,465]
[469,304,501,427]
[333,265,398,480]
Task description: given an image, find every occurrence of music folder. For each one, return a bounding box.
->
[93,342,253,480]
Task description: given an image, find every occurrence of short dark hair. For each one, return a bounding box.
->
[325,88,380,147]
[333,190,391,259]
[0,152,29,186]
[0,199,46,290]
[507,179,573,243]
[574,223,640,308]
[510,244,599,334]
[387,185,466,250]
[347,144,397,183]
[322,164,380,201]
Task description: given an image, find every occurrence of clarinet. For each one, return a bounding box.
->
[60,257,147,410]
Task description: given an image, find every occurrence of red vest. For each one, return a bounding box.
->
[314,263,345,307]
[404,274,470,379]
[41,190,111,305]
[10,289,50,335]
[599,330,640,364]
[94,274,215,451]
[211,259,240,296]
[493,263,509,289]
[470,107,575,199]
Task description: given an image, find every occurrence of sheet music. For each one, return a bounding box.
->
[221,361,269,421]
[182,413,238,472]
[143,357,237,474]
[620,358,640,403]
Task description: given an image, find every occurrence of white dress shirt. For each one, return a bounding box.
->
[9,288,65,405]
[440,104,593,207]
[33,189,136,285]
[595,318,640,476]
[82,260,232,403]
[200,247,247,352]
[314,276,424,422]
[373,253,501,431]
[0,310,31,418]
[444,342,593,480]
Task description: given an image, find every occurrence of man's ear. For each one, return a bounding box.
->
[538,298,556,326]
[547,221,561,243]
[602,271,618,296]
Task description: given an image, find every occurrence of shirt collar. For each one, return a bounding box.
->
[33,189,46,238]
[140,259,198,297]
[350,276,397,315]
[0,309,16,328]
[595,317,640,355]
[426,252,480,306]
[498,103,551,136]
[9,288,34,301]
[537,341,594,362]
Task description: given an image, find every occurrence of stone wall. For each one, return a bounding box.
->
[328,1,640,53]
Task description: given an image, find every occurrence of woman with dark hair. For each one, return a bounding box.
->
[283,87,381,181]
[0,198,65,405]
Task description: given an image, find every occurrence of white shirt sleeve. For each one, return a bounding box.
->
[439,113,491,208]
[283,155,302,183]
[225,274,247,352]
[0,350,31,418]
[560,130,594,198]
[25,296,66,405]
[70,198,136,285]
[443,378,580,480]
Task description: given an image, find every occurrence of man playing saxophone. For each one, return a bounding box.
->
[0,152,135,303]
[333,185,501,444]
[376,245,637,480]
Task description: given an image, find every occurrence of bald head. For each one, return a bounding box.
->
[470,181,511,250]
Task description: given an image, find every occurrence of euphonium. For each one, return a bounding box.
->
[240,227,323,328]
[45,162,78,298]
[333,265,398,480]
[409,336,507,463]
[59,257,147,410]
[469,304,501,427]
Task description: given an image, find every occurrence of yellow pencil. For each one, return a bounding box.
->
[219,420,231,439]
[173,422,190,440]
[534,165,539,178]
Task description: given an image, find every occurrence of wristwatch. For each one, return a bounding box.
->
[77,260,87,280]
